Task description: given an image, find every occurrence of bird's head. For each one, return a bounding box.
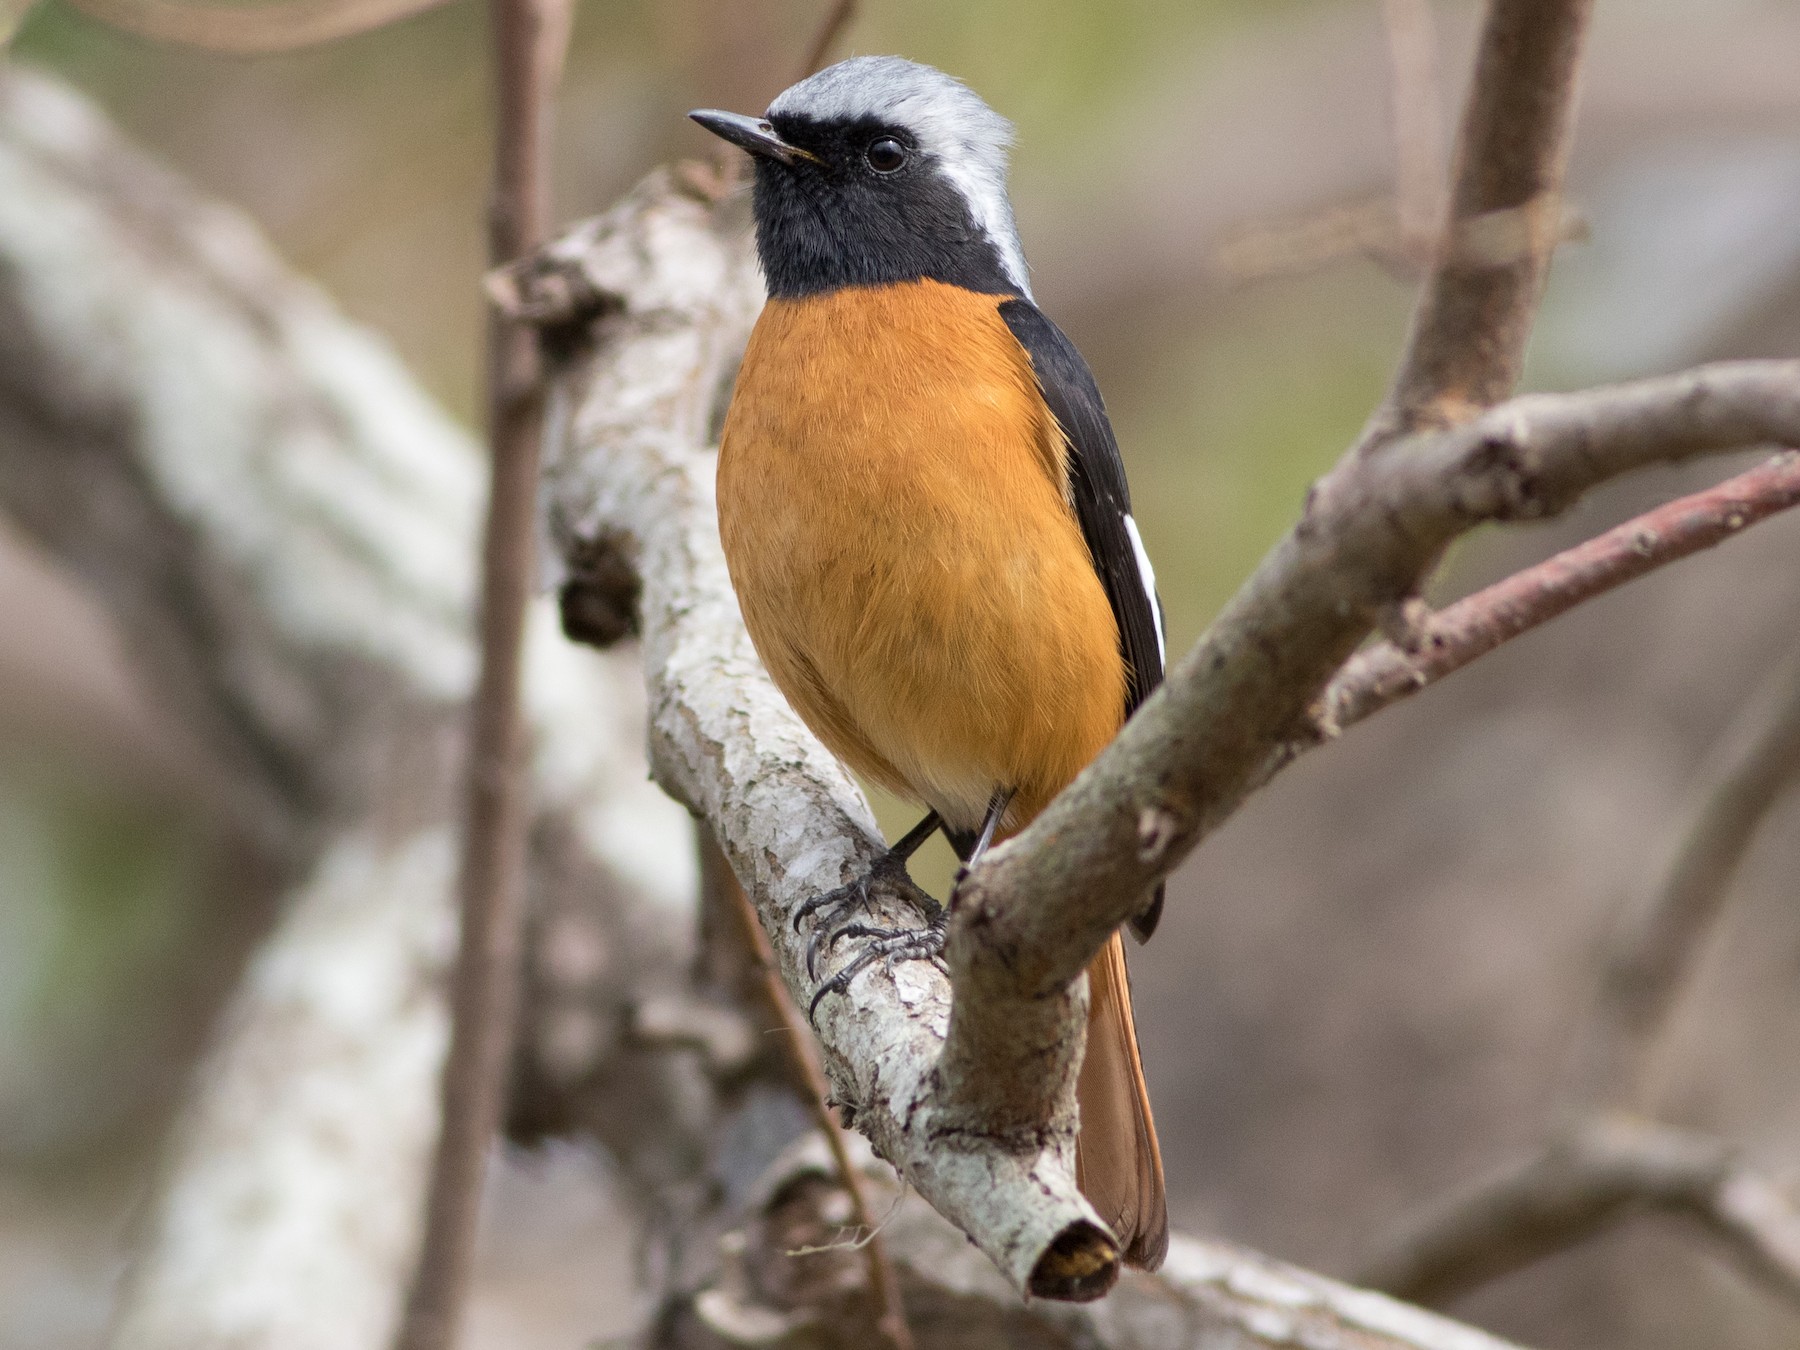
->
[690,56,1031,301]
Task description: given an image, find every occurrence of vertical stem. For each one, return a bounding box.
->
[393,0,569,1346]
[709,832,916,1350]
[1373,0,1594,442]
[1574,651,1800,1110]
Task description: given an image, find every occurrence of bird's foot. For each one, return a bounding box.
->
[792,848,945,1019]
[806,916,946,1020]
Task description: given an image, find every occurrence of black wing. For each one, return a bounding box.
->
[999,298,1167,940]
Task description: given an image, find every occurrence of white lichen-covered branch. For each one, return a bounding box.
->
[0,65,694,1350]
[660,1133,1532,1350]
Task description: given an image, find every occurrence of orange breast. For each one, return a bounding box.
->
[716,279,1124,834]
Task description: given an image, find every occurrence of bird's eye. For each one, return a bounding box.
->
[866,137,908,173]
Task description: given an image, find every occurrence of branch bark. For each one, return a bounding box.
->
[395,0,572,1345]
[1374,0,1593,439]
[1311,450,1800,739]
[0,65,696,1350]
[715,833,915,1350]
[1355,636,1800,1310]
[1356,1115,1800,1309]
[658,1135,1533,1350]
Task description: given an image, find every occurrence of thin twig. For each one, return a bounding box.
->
[1573,644,1800,1110]
[393,0,571,1346]
[1380,0,1446,262]
[1357,1114,1800,1308]
[709,0,849,188]
[1312,451,1800,739]
[1357,568,1800,1310]
[1208,195,1408,285]
[61,0,449,53]
[794,0,856,84]
[713,833,916,1350]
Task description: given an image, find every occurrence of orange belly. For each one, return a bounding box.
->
[716,279,1124,834]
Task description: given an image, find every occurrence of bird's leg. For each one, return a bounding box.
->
[792,810,944,977]
[808,788,1015,1019]
[961,786,1014,870]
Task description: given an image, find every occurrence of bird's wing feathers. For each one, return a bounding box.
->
[998,299,1164,710]
[999,298,1166,941]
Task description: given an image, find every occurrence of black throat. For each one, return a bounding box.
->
[751,112,1023,300]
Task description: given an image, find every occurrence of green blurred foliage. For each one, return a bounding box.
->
[1117,267,1411,647]
[0,773,209,1159]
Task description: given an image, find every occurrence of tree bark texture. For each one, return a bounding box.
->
[0,65,697,1350]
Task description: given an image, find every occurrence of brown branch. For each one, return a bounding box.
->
[1357,1115,1800,1308]
[715,833,915,1350]
[1373,0,1594,441]
[959,361,1800,1017]
[1356,592,1800,1310]
[794,0,856,84]
[393,1,571,1348]
[1313,450,1800,738]
[60,0,450,53]
[951,1,1607,1044]
[1572,645,1800,1110]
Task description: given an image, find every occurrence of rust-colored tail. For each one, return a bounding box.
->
[1075,931,1168,1270]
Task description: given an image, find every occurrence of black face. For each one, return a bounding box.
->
[752,112,1023,300]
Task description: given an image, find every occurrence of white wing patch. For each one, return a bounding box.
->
[1122,513,1165,667]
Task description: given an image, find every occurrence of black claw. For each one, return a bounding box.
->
[791,826,953,1021]
[806,916,947,1021]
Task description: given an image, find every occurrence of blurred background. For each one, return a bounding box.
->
[2,0,1799,1346]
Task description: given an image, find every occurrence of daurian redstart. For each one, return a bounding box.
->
[692,55,1168,1270]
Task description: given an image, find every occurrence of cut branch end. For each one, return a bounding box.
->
[1028,1221,1120,1302]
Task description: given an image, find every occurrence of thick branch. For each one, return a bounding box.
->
[664,1139,1532,1350]
[1314,450,1800,737]
[959,361,1800,1007]
[0,67,695,1350]
[1357,1115,1800,1310]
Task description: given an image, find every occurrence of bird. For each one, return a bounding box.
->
[691,55,1169,1271]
